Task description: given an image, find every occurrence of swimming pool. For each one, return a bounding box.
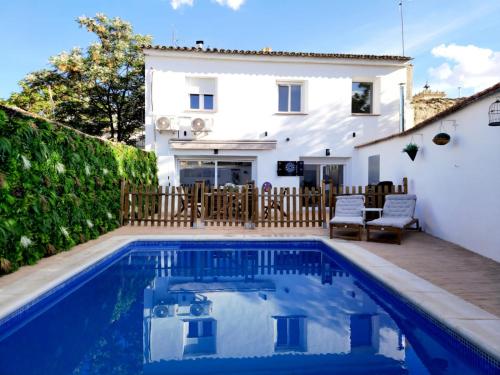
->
[0,240,497,375]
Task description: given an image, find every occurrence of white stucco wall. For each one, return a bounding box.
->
[352,97,500,261]
[144,50,411,187]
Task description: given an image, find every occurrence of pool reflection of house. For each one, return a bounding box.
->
[143,249,406,374]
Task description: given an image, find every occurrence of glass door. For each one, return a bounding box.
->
[323,165,344,188]
[300,164,320,189]
[322,165,344,206]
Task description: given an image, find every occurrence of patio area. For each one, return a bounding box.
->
[2,226,499,317]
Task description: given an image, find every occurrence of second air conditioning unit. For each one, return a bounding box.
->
[153,304,175,318]
[155,116,179,132]
[191,117,213,133]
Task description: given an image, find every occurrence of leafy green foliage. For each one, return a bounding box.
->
[0,106,157,274]
[402,142,419,153]
[7,14,152,144]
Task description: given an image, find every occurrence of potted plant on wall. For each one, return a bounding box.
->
[402,142,419,161]
[432,120,451,145]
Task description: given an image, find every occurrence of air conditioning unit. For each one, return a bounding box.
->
[191,117,213,133]
[189,300,212,317]
[155,116,179,132]
[153,304,175,318]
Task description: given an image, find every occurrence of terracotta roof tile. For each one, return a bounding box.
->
[142,45,412,62]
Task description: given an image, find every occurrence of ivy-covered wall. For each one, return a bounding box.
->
[0,105,157,274]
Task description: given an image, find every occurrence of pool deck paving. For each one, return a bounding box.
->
[1,226,499,362]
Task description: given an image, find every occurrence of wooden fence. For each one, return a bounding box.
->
[120,178,408,228]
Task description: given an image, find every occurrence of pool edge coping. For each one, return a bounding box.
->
[0,234,499,363]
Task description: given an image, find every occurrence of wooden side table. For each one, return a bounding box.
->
[361,208,383,225]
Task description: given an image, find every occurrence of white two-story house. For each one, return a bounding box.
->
[144,43,413,188]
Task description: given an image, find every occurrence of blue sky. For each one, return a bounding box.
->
[1,0,499,99]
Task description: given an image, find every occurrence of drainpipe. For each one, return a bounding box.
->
[149,67,157,153]
[399,83,405,132]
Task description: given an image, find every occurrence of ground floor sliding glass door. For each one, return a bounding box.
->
[299,157,349,206]
[178,158,253,187]
[300,164,345,190]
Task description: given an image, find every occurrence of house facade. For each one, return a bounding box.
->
[144,44,413,189]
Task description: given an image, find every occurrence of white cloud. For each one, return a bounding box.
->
[429,63,453,80]
[170,0,193,10]
[214,0,246,10]
[170,0,245,10]
[428,44,500,93]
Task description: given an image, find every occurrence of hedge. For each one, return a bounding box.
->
[0,105,157,274]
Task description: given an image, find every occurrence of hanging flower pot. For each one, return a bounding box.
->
[402,142,419,161]
[433,132,451,145]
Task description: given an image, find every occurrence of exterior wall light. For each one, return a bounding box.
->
[489,99,500,126]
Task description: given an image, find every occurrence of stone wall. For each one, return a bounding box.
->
[412,89,458,125]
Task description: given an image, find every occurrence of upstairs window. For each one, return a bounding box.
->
[189,94,214,110]
[186,77,216,111]
[352,82,373,114]
[278,83,302,113]
[204,94,214,110]
[190,94,200,109]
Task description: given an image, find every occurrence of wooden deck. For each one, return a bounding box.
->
[2,226,499,317]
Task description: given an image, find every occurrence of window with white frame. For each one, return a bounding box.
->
[186,77,216,111]
[352,82,373,114]
[274,316,306,352]
[278,83,303,113]
[189,94,214,110]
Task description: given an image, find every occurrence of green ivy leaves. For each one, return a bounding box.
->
[0,107,157,274]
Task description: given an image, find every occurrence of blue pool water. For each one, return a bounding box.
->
[0,240,498,375]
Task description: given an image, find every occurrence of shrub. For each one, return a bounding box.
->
[0,106,157,273]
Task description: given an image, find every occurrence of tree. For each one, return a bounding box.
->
[7,14,152,144]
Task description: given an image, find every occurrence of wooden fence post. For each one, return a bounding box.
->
[192,183,204,228]
[244,185,255,229]
[253,186,259,227]
[200,182,206,226]
[157,185,163,226]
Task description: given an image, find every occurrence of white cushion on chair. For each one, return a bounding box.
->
[330,216,364,225]
[383,194,416,218]
[334,195,365,217]
[367,216,414,228]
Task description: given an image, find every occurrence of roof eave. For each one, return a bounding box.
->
[142,45,412,63]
